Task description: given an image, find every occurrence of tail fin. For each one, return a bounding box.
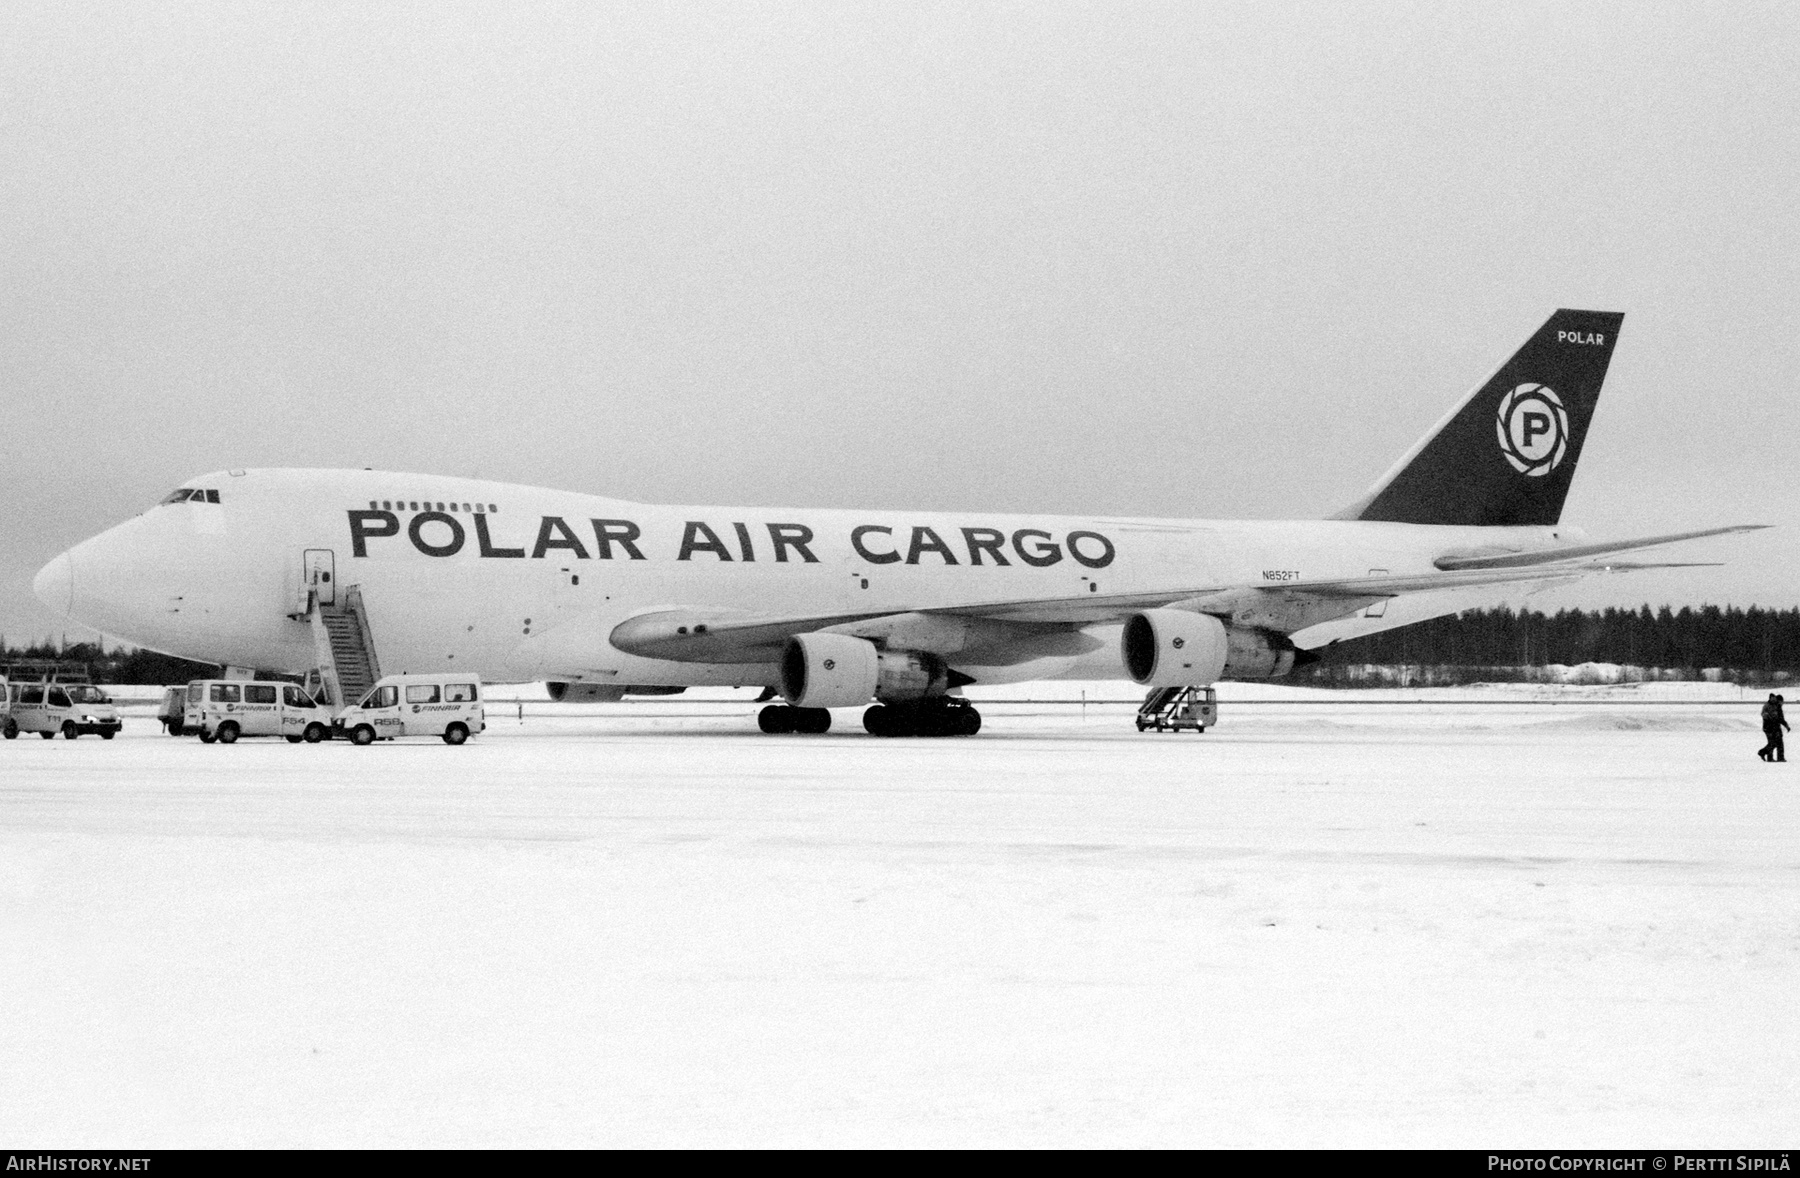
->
[1338,309,1625,526]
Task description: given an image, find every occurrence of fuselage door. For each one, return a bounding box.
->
[304,549,337,607]
[1364,570,1389,617]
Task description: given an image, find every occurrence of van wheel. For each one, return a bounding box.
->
[303,723,327,744]
[40,731,56,739]
[217,722,240,744]
[166,721,184,737]
[2,719,17,740]
[198,729,216,744]
[351,725,376,746]
[285,735,303,743]
[443,723,469,745]
[62,721,78,740]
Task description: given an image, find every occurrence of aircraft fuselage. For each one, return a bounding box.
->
[36,467,1564,688]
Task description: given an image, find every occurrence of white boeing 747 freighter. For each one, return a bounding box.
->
[34,310,1762,736]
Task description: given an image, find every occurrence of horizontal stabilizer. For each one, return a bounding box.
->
[1434,525,1768,571]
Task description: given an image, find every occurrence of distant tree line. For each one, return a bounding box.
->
[6,604,1799,686]
[0,639,219,685]
[1295,605,1800,685]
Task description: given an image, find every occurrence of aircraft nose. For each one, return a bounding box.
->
[34,551,75,619]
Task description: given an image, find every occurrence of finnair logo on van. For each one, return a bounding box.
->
[1495,384,1569,477]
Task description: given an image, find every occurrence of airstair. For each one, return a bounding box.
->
[306,586,381,709]
[1135,686,1218,733]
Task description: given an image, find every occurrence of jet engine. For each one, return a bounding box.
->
[1121,609,1231,686]
[780,633,950,708]
[1121,610,1299,684]
[781,633,878,708]
[1223,627,1298,679]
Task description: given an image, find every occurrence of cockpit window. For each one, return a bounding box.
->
[158,489,219,507]
[160,488,221,505]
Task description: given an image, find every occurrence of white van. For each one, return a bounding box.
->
[184,679,332,744]
[1,668,122,740]
[334,674,485,745]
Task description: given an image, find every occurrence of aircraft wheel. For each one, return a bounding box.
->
[216,722,240,744]
[303,723,327,744]
[757,705,795,734]
[443,723,469,745]
[959,707,981,736]
[873,705,918,737]
[351,724,376,746]
[794,708,831,734]
[862,705,891,737]
[101,730,115,740]
[2,719,17,740]
[62,721,78,740]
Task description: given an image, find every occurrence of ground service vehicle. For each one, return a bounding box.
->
[1135,686,1218,732]
[1,662,122,740]
[184,679,331,744]
[156,686,187,735]
[334,674,484,745]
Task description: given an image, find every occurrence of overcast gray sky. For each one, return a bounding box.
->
[3,1,1797,645]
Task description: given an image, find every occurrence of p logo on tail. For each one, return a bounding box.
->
[1496,384,1569,476]
[1339,309,1625,527]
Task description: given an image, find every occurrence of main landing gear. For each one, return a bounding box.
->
[755,698,984,736]
[758,705,832,734]
[862,698,981,738]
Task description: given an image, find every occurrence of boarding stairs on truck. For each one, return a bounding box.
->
[291,581,382,710]
[1135,686,1218,733]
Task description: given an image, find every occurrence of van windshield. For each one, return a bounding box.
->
[66,685,109,704]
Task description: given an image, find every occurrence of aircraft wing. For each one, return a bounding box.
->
[607,526,1765,664]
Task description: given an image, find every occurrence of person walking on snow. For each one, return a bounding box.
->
[1759,693,1789,762]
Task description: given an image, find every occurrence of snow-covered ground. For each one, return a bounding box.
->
[3,684,1795,1147]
